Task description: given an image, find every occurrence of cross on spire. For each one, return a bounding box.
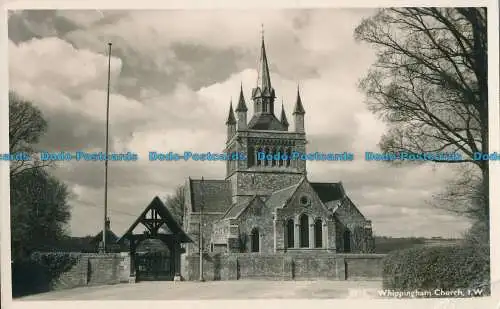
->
[261,23,264,40]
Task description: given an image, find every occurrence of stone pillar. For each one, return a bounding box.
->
[322,221,328,249]
[273,217,277,252]
[283,220,289,251]
[308,217,315,248]
[274,217,285,252]
[327,218,336,252]
[294,221,300,248]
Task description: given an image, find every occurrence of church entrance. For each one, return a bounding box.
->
[135,250,173,281]
[116,197,192,282]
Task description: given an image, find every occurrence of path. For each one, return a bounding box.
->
[18,280,383,300]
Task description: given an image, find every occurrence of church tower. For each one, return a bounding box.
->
[224,31,307,203]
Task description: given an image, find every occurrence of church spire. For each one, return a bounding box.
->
[293,85,305,115]
[226,100,236,125]
[280,101,289,129]
[252,25,276,115]
[256,26,272,93]
[236,83,248,112]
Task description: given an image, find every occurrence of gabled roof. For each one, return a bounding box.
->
[117,196,192,243]
[310,182,345,203]
[188,179,232,212]
[221,196,261,219]
[91,229,119,245]
[265,179,304,209]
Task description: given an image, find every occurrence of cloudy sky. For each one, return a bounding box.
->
[7,9,472,238]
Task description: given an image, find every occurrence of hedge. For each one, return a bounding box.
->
[382,244,490,296]
[12,252,80,297]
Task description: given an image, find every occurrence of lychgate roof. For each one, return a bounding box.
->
[117,196,192,244]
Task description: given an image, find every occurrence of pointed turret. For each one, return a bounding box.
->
[252,27,276,115]
[226,100,236,125]
[280,101,289,130]
[226,100,236,140]
[293,85,305,115]
[236,83,248,130]
[293,85,305,133]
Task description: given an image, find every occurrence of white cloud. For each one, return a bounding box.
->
[7,9,470,239]
[9,37,122,92]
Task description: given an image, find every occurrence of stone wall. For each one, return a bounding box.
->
[184,253,385,281]
[45,253,128,291]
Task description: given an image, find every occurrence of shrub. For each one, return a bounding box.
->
[12,252,80,297]
[30,252,80,279]
[382,244,490,296]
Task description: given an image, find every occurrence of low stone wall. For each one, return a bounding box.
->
[12,252,130,296]
[184,253,385,281]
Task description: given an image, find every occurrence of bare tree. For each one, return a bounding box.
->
[354,8,489,230]
[9,92,53,177]
[164,185,185,225]
[354,8,488,178]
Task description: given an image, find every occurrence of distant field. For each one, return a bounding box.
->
[374,236,463,254]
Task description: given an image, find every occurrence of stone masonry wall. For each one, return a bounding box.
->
[49,253,129,291]
[185,253,385,281]
[228,171,303,199]
[237,198,274,253]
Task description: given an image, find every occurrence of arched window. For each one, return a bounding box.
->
[314,219,323,248]
[270,147,276,167]
[299,214,309,248]
[286,147,291,167]
[264,147,270,166]
[256,146,263,166]
[286,219,294,248]
[343,229,351,253]
[278,147,284,167]
[248,146,255,167]
[251,228,260,252]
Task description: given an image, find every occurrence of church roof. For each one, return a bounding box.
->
[221,196,258,219]
[248,113,287,131]
[310,182,345,203]
[188,179,232,212]
[265,181,303,209]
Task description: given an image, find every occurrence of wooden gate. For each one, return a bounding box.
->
[135,251,173,281]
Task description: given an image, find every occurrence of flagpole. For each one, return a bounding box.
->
[103,42,112,254]
[199,176,205,281]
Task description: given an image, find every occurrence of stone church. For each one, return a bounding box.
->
[182,36,374,260]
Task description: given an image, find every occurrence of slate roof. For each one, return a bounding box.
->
[247,113,287,131]
[91,229,119,245]
[310,182,345,203]
[189,179,232,212]
[265,181,302,209]
[222,196,257,219]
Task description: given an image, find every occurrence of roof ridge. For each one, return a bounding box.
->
[269,181,302,196]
